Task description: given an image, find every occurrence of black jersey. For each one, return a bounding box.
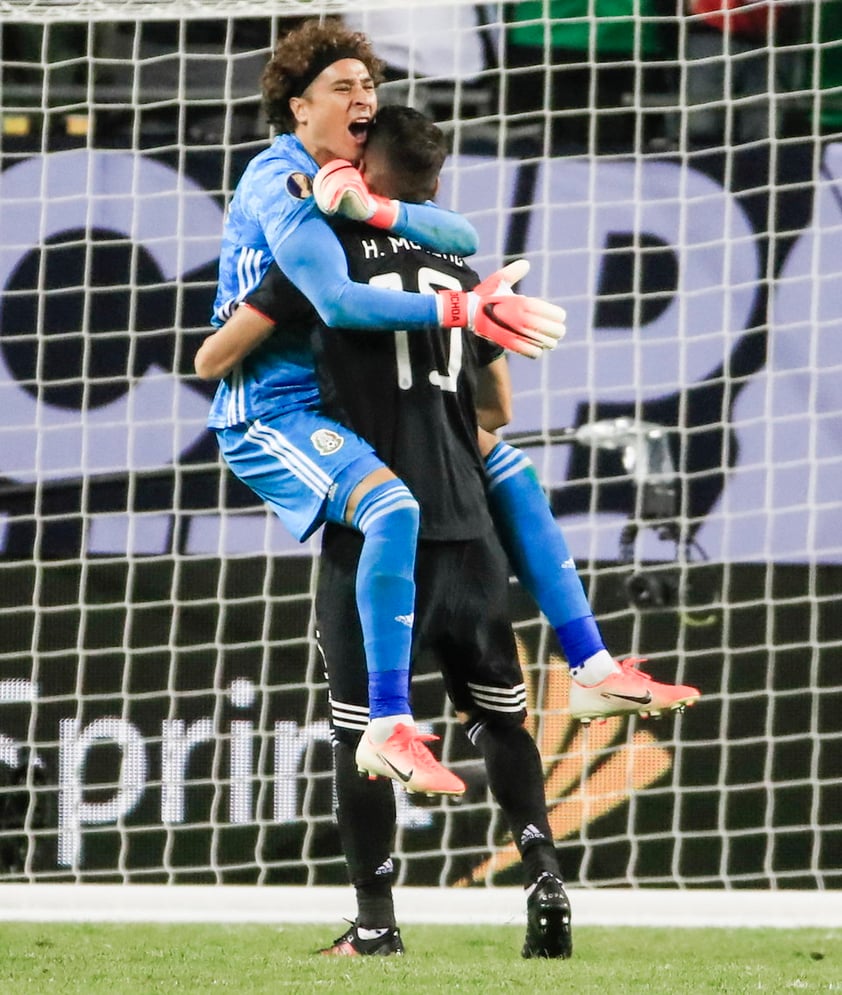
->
[245,220,502,541]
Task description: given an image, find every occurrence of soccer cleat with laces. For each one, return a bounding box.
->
[568,657,701,724]
[522,873,572,959]
[319,922,405,956]
[355,722,466,796]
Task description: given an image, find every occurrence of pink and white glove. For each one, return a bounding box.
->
[313,159,399,229]
[472,258,531,297]
[436,259,566,359]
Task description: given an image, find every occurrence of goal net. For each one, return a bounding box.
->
[1,0,840,892]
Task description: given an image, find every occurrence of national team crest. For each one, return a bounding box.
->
[310,429,344,455]
[286,171,313,200]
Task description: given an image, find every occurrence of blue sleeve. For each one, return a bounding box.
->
[275,215,441,330]
[392,201,479,257]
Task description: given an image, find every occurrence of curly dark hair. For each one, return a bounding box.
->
[261,19,385,133]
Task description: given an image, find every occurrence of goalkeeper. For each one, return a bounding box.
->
[200,19,564,797]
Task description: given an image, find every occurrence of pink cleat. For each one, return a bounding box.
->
[568,657,701,724]
[355,722,466,796]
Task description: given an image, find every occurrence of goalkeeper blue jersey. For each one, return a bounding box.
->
[209,132,479,429]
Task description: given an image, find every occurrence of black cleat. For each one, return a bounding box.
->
[522,873,573,959]
[319,921,405,957]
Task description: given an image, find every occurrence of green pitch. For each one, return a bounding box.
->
[0,923,838,994]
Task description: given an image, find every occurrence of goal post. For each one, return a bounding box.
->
[0,0,840,894]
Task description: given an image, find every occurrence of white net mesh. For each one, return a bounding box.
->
[2,1,346,21]
[0,1,840,890]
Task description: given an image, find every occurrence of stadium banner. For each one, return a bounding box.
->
[0,139,839,565]
[0,139,839,884]
[0,556,838,884]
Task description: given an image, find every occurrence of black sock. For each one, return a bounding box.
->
[471,721,562,886]
[333,740,397,928]
[522,841,563,887]
[355,876,396,930]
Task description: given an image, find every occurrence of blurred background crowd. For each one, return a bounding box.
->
[1,2,840,153]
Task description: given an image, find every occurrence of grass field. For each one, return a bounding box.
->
[0,923,838,994]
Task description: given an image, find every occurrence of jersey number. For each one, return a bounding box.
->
[369,268,463,393]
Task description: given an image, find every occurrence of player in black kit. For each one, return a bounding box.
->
[241,105,572,959]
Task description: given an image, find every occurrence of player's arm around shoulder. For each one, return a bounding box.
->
[194,304,275,380]
[394,201,479,257]
[313,158,479,257]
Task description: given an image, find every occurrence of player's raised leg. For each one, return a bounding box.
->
[482,440,701,722]
[335,468,465,796]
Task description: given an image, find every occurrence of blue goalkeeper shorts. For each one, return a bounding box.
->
[216,409,386,542]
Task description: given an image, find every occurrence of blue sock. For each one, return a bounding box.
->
[484,442,607,672]
[351,479,420,719]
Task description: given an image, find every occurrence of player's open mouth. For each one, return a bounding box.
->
[349,121,369,141]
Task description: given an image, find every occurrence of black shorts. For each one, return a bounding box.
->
[315,525,527,746]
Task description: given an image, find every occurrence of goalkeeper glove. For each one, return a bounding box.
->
[313,159,399,230]
[436,260,566,359]
[472,258,531,297]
